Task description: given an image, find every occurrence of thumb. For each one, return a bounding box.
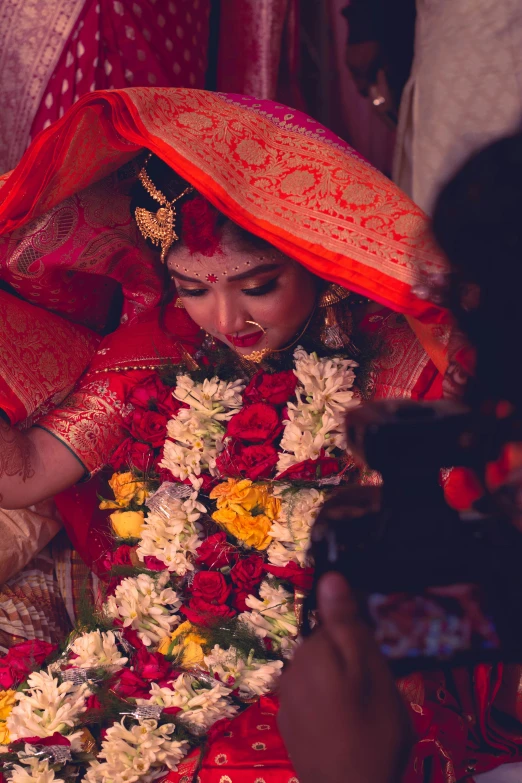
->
[317,572,359,628]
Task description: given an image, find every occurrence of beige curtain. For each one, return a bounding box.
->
[394,0,522,214]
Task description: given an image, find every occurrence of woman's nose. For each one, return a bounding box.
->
[214,296,247,336]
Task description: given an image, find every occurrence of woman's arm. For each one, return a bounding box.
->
[0,418,85,508]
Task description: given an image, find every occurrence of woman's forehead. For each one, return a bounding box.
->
[168,243,291,283]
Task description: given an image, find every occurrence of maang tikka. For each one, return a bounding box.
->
[134,154,193,262]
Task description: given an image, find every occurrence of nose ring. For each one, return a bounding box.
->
[245,320,266,335]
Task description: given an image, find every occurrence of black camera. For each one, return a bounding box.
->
[304,400,522,673]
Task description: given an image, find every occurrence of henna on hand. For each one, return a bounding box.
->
[0,418,35,501]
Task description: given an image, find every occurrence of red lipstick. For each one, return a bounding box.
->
[226,330,264,348]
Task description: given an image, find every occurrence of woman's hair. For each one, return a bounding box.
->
[432,132,522,406]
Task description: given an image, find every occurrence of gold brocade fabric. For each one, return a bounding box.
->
[127,88,443,292]
[217,0,299,100]
[0,289,100,424]
[37,377,131,474]
[0,0,85,173]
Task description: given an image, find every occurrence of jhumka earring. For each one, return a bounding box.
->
[318,284,353,349]
[174,298,185,309]
[134,154,193,262]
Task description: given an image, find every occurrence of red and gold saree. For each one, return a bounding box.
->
[0,88,518,782]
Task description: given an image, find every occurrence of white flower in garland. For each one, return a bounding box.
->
[173,376,245,418]
[161,376,245,481]
[69,630,128,669]
[204,645,283,700]
[137,492,205,575]
[84,718,188,783]
[239,581,298,657]
[276,348,358,474]
[293,349,358,416]
[7,669,89,743]
[268,486,326,567]
[10,758,57,783]
[137,675,238,736]
[105,572,181,647]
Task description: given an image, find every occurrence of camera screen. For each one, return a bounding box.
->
[367,584,500,660]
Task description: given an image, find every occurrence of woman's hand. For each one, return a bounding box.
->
[278,573,413,783]
[0,418,84,508]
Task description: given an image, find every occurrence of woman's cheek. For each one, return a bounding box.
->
[183,301,209,330]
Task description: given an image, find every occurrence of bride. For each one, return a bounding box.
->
[0,88,513,782]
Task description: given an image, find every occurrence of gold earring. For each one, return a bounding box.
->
[174,298,185,309]
[318,284,352,349]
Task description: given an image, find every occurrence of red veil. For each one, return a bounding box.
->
[0,88,450,364]
[1,88,515,783]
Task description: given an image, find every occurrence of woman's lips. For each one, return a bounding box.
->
[226,330,264,348]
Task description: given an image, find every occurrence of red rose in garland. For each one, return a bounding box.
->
[196,532,238,569]
[0,640,56,688]
[111,438,156,472]
[143,555,167,571]
[133,647,172,682]
[127,408,169,448]
[227,403,282,444]
[264,562,315,590]
[20,733,71,747]
[110,437,134,470]
[190,571,231,605]
[129,441,157,473]
[113,669,150,700]
[276,453,340,481]
[216,441,279,480]
[183,601,236,626]
[183,571,236,626]
[127,374,180,417]
[102,544,135,572]
[85,694,103,711]
[244,370,298,406]
[230,555,264,591]
[232,590,253,612]
[230,555,264,610]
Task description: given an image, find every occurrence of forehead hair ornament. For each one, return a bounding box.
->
[135,153,193,262]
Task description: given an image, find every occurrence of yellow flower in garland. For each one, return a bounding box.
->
[0,721,10,745]
[210,479,280,551]
[110,510,145,539]
[0,689,15,744]
[158,621,207,666]
[0,689,16,721]
[99,471,149,510]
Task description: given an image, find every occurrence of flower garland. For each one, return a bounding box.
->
[0,348,358,782]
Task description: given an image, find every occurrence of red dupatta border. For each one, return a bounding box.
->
[0,88,450,372]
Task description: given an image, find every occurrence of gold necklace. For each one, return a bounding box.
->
[241,307,316,364]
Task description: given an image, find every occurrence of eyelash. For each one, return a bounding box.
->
[177,278,278,299]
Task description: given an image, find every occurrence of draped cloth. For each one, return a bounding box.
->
[0,88,450,369]
[0,0,211,174]
[216,0,301,106]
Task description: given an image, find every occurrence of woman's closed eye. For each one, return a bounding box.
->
[241,278,278,297]
[176,286,206,298]
[177,278,279,299]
